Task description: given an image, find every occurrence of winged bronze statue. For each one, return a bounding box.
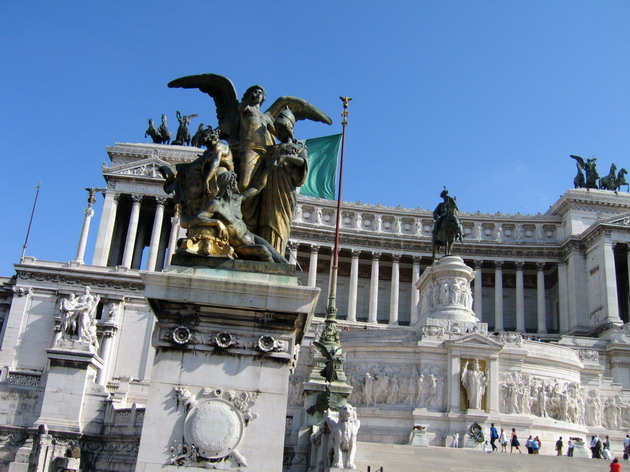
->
[168,73,333,191]
[570,154,599,189]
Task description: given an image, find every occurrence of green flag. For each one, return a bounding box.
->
[301,134,342,200]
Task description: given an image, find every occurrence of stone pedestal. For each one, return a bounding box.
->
[35,340,103,433]
[417,256,478,323]
[409,425,429,446]
[135,261,319,472]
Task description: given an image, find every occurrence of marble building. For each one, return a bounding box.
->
[0,141,628,470]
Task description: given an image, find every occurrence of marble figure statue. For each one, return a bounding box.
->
[461,359,486,410]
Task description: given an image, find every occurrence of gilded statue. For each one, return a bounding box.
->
[159,127,287,263]
[167,73,333,256]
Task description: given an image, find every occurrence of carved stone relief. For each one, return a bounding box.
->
[169,386,258,467]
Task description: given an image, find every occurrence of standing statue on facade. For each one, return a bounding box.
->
[59,287,100,348]
[432,188,464,260]
[461,359,486,410]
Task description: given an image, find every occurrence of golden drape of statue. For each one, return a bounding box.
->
[167,74,332,259]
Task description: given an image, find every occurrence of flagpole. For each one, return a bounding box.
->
[21,182,41,262]
[320,97,351,343]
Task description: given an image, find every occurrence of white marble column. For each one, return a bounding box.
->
[146,197,167,272]
[558,262,569,333]
[410,256,421,325]
[74,207,95,264]
[487,357,500,412]
[494,261,504,331]
[389,255,400,325]
[347,250,360,322]
[287,241,298,265]
[473,260,483,319]
[515,262,525,332]
[165,213,180,266]
[368,252,381,323]
[96,302,121,386]
[448,355,461,412]
[92,191,120,266]
[96,328,116,386]
[308,245,320,287]
[536,262,547,334]
[121,194,143,269]
[602,237,622,325]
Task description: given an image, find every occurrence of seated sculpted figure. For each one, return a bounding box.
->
[159,127,287,263]
[321,404,360,470]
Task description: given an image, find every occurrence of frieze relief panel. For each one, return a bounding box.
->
[344,363,445,411]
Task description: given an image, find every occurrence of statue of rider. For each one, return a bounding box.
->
[432,188,463,239]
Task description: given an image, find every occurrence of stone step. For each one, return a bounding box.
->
[354,441,616,472]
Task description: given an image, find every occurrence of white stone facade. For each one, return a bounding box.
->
[0,142,629,470]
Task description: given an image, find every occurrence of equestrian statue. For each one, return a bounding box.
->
[432,188,464,260]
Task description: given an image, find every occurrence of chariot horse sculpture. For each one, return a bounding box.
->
[432,189,464,260]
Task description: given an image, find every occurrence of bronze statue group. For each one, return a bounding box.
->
[152,74,332,263]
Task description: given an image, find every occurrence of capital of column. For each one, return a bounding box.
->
[391,254,401,263]
[371,252,381,261]
[310,245,320,255]
[412,256,422,265]
[84,207,95,217]
[156,196,168,206]
[131,194,143,204]
[474,259,484,269]
[171,214,180,225]
[97,325,119,337]
[350,249,361,259]
[536,262,545,271]
[515,261,525,270]
[493,261,503,269]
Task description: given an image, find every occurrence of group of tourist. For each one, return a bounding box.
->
[453,424,630,466]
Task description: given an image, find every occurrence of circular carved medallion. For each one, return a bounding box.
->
[184,399,244,459]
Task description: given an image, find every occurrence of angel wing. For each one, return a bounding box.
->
[168,74,238,134]
[313,341,332,360]
[570,155,586,167]
[266,96,333,125]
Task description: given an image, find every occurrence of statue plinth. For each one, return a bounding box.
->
[36,341,104,433]
[135,262,319,472]
[417,256,478,324]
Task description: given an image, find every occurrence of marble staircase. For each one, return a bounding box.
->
[355,441,617,472]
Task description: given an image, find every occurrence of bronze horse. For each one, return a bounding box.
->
[432,196,463,260]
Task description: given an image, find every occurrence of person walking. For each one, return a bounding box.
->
[556,436,564,456]
[490,423,498,452]
[624,434,630,460]
[511,428,522,453]
[533,436,541,455]
[603,436,612,460]
[567,438,574,457]
[452,431,459,448]
[500,428,508,453]
[526,435,534,454]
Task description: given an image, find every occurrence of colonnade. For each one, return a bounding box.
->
[300,243,560,333]
[90,191,179,271]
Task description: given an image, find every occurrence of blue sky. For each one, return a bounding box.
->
[2,1,630,275]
